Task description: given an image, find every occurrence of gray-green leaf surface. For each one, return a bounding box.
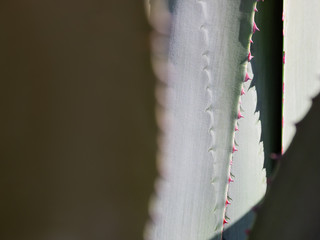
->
[147,1,266,239]
[283,0,320,151]
[223,63,266,240]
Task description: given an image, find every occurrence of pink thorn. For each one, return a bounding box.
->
[235,125,239,131]
[283,52,286,64]
[232,145,238,153]
[241,87,245,95]
[223,218,228,225]
[230,160,233,165]
[248,52,254,61]
[237,111,244,119]
[244,72,251,82]
[267,178,272,185]
[250,38,254,44]
[226,199,231,205]
[252,205,260,213]
[253,22,260,34]
[254,7,258,12]
[270,153,281,160]
[228,176,234,183]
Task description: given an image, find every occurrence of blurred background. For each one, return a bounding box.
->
[0,1,158,239]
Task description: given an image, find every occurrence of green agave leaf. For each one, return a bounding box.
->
[147,1,267,239]
[283,0,320,152]
[223,62,266,240]
[0,1,156,239]
[224,2,283,238]
[248,93,320,240]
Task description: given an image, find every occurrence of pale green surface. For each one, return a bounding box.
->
[224,63,266,240]
[147,1,265,239]
[283,0,320,152]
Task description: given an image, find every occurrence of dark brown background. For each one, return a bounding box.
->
[0,1,157,239]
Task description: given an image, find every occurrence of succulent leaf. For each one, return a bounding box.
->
[283,0,320,152]
[223,63,266,240]
[147,1,267,240]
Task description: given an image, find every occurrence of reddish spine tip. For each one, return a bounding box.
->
[235,125,239,131]
[228,176,234,183]
[241,87,245,95]
[250,38,254,44]
[244,72,251,82]
[270,153,281,160]
[232,145,238,153]
[248,52,254,61]
[237,111,244,119]
[223,218,228,225]
[254,7,258,12]
[252,205,260,213]
[226,199,231,205]
[253,22,260,34]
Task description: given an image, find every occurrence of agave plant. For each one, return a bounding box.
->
[145,0,320,240]
[1,0,320,240]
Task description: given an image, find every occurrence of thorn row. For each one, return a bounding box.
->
[224,0,263,232]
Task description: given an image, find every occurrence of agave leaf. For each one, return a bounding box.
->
[0,1,156,239]
[224,2,285,237]
[223,62,266,240]
[147,1,266,239]
[283,0,320,151]
[248,93,320,240]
